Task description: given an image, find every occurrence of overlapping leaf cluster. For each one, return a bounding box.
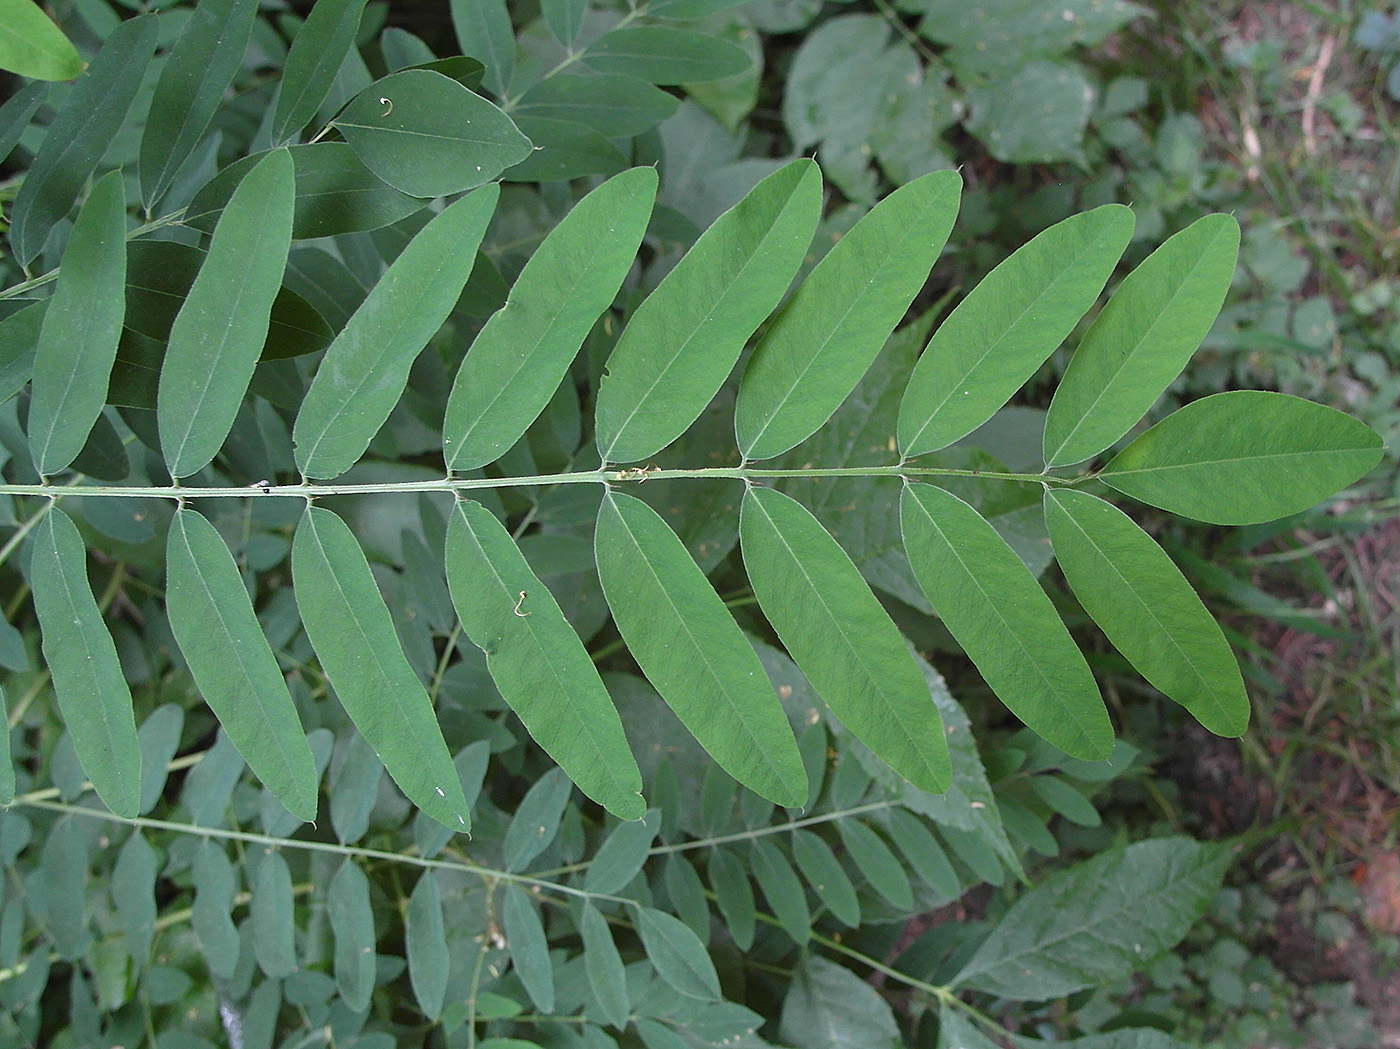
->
[0,1,1385,1047]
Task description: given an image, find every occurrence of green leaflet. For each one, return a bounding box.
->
[595,159,820,464]
[790,830,860,927]
[252,849,296,978]
[735,168,962,461]
[952,838,1230,1000]
[139,0,259,209]
[159,149,295,478]
[166,509,319,820]
[900,483,1113,760]
[28,170,126,477]
[330,731,383,845]
[580,901,630,1029]
[407,873,449,1020]
[0,686,9,802]
[112,831,158,961]
[330,71,531,197]
[503,766,573,872]
[708,848,756,950]
[634,905,721,1001]
[541,0,586,46]
[7,15,156,267]
[0,80,46,168]
[749,838,810,944]
[501,884,554,1013]
[836,819,913,911]
[596,491,807,806]
[505,115,626,182]
[583,27,750,84]
[1044,214,1241,467]
[191,842,239,979]
[739,486,950,792]
[780,955,901,1049]
[0,0,82,80]
[445,500,644,819]
[272,0,371,144]
[1099,390,1384,525]
[328,860,376,1012]
[450,0,514,97]
[444,168,657,471]
[584,810,660,896]
[186,143,424,239]
[291,506,471,831]
[1044,489,1248,737]
[294,184,498,478]
[899,204,1135,458]
[30,508,141,818]
[515,73,679,138]
[42,817,90,959]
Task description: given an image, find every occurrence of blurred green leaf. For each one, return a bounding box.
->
[328,859,376,1011]
[580,902,630,1029]
[503,767,573,872]
[273,0,370,144]
[502,884,554,1013]
[0,0,82,80]
[252,849,296,978]
[407,873,449,1020]
[583,27,750,85]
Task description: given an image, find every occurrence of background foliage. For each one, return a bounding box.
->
[0,1,1394,1047]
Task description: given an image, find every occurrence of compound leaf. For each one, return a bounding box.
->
[7,14,156,267]
[28,169,126,476]
[584,810,660,896]
[900,204,1134,457]
[635,906,721,1001]
[1099,391,1384,524]
[503,767,573,872]
[407,873,449,1020]
[273,0,371,144]
[30,507,141,817]
[328,859,376,1011]
[292,506,471,831]
[445,167,656,471]
[139,0,259,208]
[750,838,810,945]
[446,500,644,819]
[708,849,756,950]
[330,70,530,197]
[0,0,82,80]
[294,184,497,478]
[502,884,553,1013]
[790,830,860,927]
[596,491,807,806]
[191,842,239,978]
[580,901,629,1029]
[252,849,296,978]
[166,508,319,820]
[595,159,820,464]
[1045,214,1240,467]
[837,819,912,911]
[740,485,950,792]
[900,483,1112,760]
[1045,489,1248,736]
[736,168,961,461]
[159,149,295,478]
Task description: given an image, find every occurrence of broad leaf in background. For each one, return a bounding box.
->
[159,149,295,478]
[7,14,156,267]
[1045,213,1241,466]
[252,849,296,978]
[1100,390,1384,524]
[901,483,1113,759]
[952,838,1231,999]
[30,508,141,818]
[899,204,1135,457]
[450,0,513,97]
[583,27,751,85]
[292,506,471,831]
[295,184,498,478]
[1044,489,1249,736]
[139,0,259,209]
[595,159,820,463]
[635,905,722,1001]
[272,0,371,144]
[446,500,645,819]
[580,901,629,1030]
[0,686,11,804]
[28,169,126,476]
[166,509,319,820]
[0,0,82,80]
[736,168,962,460]
[501,884,553,1012]
[779,954,901,1049]
[740,485,951,792]
[407,873,449,1020]
[596,491,807,806]
[514,73,680,138]
[328,859,376,1011]
[330,70,531,197]
[445,167,657,470]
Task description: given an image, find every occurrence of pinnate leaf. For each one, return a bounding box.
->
[1044,214,1240,466]
[31,508,141,817]
[446,500,644,818]
[292,506,471,831]
[28,169,126,476]
[295,184,498,478]
[1045,489,1248,736]
[899,204,1134,457]
[900,483,1112,759]
[331,70,530,197]
[740,485,950,792]
[159,149,294,478]
[596,491,807,806]
[595,159,820,464]
[736,168,961,461]
[166,508,319,819]
[1099,390,1384,524]
[445,167,657,471]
